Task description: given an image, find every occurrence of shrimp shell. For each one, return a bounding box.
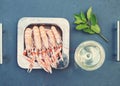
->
[51,26,62,44]
[24,28,33,50]
[33,26,42,50]
[46,29,56,47]
[39,26,49,49]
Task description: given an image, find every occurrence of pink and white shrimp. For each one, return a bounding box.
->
[23,28,35,72]
[51,26,63,61]
[32,26,52,73]
[39,26,49,49]
[39,26,52,73]
[33,26,42,51]
[51,26,62,44]
[23,28,33,55]
[46,29,58,68]
[46,29,56,47]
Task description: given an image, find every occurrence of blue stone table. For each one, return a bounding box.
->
[0,0,120,86]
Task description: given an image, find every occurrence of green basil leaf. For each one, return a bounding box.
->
[74,20,82,24]
[91,24,101,33]
[83,28,95,34]
[90,13,97,25]
[76,24,89,30]
[80,12,87,22]
[74,14,81,19]
[74,14,83,24]
[87,7,92,20]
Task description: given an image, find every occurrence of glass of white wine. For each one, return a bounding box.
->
[74,40,105,71]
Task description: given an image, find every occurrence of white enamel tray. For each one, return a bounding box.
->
[17,17,70,69]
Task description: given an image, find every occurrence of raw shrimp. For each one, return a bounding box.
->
[23,28,35,72]
[46,29,56,47]
[46,26,64,68]
[51,26,63,61]
[32,26,52,73]
[46,29,58,68]
[39,26,53,73]
[33,26,42,50]
[24,28,33,54]
[39,26,49,49]
[51,26,62,44]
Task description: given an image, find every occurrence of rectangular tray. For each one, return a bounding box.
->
[17,17,70,69]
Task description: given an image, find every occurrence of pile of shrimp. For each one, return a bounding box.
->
[23,25,63,73]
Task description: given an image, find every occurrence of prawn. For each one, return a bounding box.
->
[23,28,35,73]
[39,26,52,73]
[51,26,63,61]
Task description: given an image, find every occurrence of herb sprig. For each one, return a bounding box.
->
[74,7,108,42]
